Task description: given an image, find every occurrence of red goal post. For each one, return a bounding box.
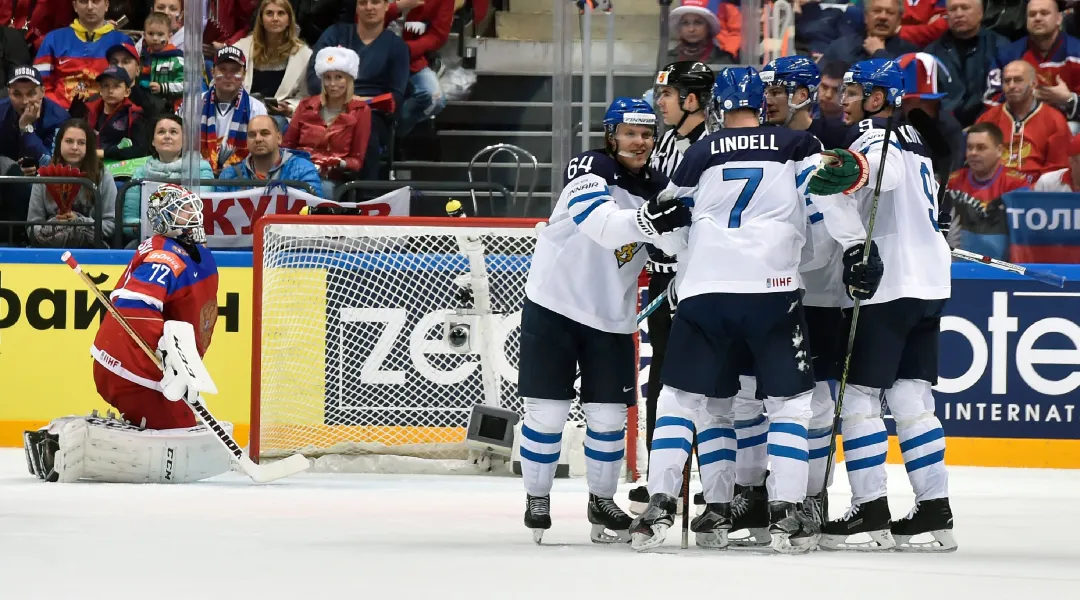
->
[250,214,640,474]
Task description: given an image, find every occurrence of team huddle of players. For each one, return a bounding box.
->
[517,57,957,554]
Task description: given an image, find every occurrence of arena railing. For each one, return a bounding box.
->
[332,180,514,217]
[0,176,104,247]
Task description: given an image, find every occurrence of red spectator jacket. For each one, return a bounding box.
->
[206,0,259,46]
[384,0,455,73]
[898,0,948,48]
[282,95,373,175]
[986,32,1080,118]
[976,101,1071,178]
[1,0,74,51]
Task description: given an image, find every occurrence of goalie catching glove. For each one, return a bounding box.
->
[637,191,691,237]
[158,321,218,404]
[842,241,885,301]
[808,149,869,196]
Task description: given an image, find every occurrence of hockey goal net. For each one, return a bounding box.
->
[251,214,639,473]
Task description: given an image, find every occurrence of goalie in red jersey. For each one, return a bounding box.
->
[24,184,234,484]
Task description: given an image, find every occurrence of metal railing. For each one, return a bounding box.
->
[0,176,105,247]
[332,180,513,216]
[468,144,539,216]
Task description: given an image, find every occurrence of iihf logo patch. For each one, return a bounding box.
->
[614,242,643,268]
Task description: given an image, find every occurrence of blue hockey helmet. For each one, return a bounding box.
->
[604,97,657,129]
[713,66,765,119]
[761,56,821,95]
[844,59,905,109]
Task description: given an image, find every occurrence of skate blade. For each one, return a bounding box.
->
[770,532,817,555]
[819,530,896,552]
[532,529,545,545]
[590,523,630,544]
[631,524,669,552]
[694,530,729,550]
[894,529,958,553]
[728,527,772,547]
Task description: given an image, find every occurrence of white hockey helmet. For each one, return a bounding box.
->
[147,183,206,244]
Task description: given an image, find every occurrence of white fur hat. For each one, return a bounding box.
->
[315,46,360,80]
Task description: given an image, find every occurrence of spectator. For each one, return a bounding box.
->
[234,0,313,131]
[667,0,737,65]
[33,0,131,110]
[944,122,1031,259]
[215,114,323,195]
[987,0,1080,120]
[815,61,847,136]
[796,1,848,58]
[205,0,260,54]
[283,47,375,194]
[26,118,116,248]
[85,65,148,161]
[3,0,75,52]
[121,114,214,244]
[983,0,1032,42]
[822,0,918,66]
[385,0,453,136]
[1,26,33,96]
[139,12,186,111]
[106,42,167,125]
[0,155,32,246]
[292,0,355,47]
[898,53,965,175]
[977,60,1071,178]
[135,0,184,53]
[197,45,268,175]
[897,0,949,48]
[925,0,1011,127]
[1035,132,1080,191]
[0,66,69,172]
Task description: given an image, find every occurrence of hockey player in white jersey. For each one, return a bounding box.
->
[807,59,956,552]
[518,97,688,544]
[629,68,880,554]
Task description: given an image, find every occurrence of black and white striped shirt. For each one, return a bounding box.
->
[649,122,707,178]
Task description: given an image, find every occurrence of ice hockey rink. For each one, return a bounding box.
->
[2,450,1078,600]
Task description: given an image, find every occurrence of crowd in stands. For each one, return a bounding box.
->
[0,0,458,248]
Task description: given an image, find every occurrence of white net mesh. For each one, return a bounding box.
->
[254,219,556,464]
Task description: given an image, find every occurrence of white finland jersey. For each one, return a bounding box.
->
[525,150,669,334]
[844,117,952,305]
[662,126,855,298]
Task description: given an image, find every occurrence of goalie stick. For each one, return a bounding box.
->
[60,251,310,483]
[951,248,1067,288]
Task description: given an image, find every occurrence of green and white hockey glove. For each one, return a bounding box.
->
[807,149,869,196]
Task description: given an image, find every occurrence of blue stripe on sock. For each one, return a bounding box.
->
[735,414,767,429]
[808,426,833,439]
[520,446,561,464]
[737,432,767,449]
[586,428,624,442]
[584,446,625,462]
[652,437,693,453]
[845,452,887,471]
[843,430,888,452]
[697,427,736,444]
[521,425,562,445]
[808,446,832,460]
[767,443,809,462]
[655,416,694,431]
[905,449,945,473]
[899,428,944,454]
[769,422,808,438]
[698,448,737,466]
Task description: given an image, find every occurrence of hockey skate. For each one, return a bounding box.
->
[891,498,957,552]
[691,502,732,549]
[588,494,632,544]
[525,495,551,544]
[768,501,819,554]
[628,485,649,515]
[728,484,771,547]
[629,493,677,552]
[819,497,896,551]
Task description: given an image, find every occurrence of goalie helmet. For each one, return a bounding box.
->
[147,183,206,244]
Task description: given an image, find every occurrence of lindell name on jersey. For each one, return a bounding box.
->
[710,134,780,155]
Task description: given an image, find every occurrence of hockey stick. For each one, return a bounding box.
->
[951,248,1067,288]
[60,251,310,483]
[680,455,691,549]
[819,111,896,503]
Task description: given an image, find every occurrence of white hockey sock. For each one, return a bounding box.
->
[764,392,812,503]
[807,381,836,495]
[520,397,571,497]
[840,385,889,505]
[646,385,701,498]
[733,375,767,487]
[888,379,948,502]
[696,396,736,504]
[582,403,627,499]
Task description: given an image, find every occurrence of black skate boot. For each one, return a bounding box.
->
[525,494,551,544]
[588,494,632,544]
[768,501,819,554]
[693,491,705,514]
[629,493,677,552]
[729,484,771,547]
[801,491,828,531]
[691,502,732,549]
[628,485,650,515]
[819,496,895,551]
[891,498,957,552]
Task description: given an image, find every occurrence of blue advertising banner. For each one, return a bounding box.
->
[1004,191,1080,263]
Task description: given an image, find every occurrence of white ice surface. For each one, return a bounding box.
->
[3,448,1080,600]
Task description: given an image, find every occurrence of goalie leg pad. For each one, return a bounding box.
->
[582,402,626,499]
[40,414,234,483]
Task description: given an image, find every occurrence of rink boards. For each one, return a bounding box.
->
[2,247,1080,468]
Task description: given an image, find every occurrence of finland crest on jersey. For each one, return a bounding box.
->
[525,150,669,334]
[843,117,952,305]
[662,127,823,298]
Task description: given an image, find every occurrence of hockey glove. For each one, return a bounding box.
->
[665,275,679,311]
[842,241,885,301]
[637,191,691,237]
[645,243,677,274]
[807,149,870,196]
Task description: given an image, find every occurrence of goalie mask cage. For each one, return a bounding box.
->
[250,215,640,475]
